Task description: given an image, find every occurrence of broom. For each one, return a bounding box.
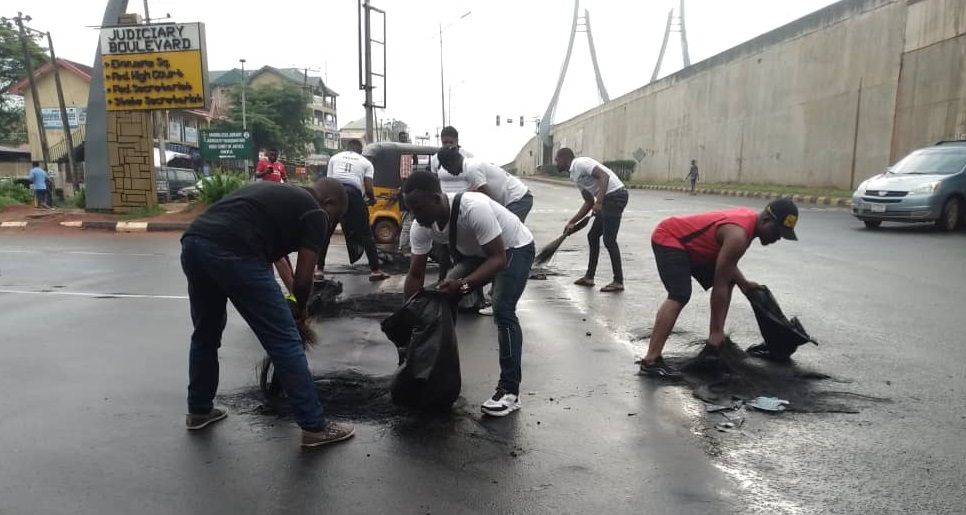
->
[534,215,592,265]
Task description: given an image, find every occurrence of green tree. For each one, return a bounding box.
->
[214,82,315,160]
[0,20,49,144]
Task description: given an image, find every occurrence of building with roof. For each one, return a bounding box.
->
[8,57,211,178]
[208,66,340,153]
[339,117,410,147]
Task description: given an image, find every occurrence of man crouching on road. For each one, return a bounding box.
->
[180,178,355,448]
[402,172,535,416]
[639,198,800,379]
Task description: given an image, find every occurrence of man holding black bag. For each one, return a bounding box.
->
[402,172,535,417]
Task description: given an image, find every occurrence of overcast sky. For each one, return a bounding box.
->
[14,0,838,162]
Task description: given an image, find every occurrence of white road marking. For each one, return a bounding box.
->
[0,289,187,300]
[0,221,28,228]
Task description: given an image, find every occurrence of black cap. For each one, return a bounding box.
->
[765,198,799,241]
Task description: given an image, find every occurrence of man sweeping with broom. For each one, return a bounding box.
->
[639,198,800,379]
[180,178,356,448]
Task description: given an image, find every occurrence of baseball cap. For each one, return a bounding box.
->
[765,198,799,241]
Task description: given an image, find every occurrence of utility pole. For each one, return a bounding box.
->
[239,58,249,177]
[358,0,386,144]
[46,31,78,192]
[141,0,167,174]
[12,13,50,168]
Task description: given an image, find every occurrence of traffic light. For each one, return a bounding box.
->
[520,116,524,127]
[496,115,500,126]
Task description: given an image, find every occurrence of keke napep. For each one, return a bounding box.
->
[360,142,439,245]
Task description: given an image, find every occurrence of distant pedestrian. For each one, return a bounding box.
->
[28,161,50,209]
[180,179,356,448]
[326,139,390,281]
[687,160,699,195]
[555,148,628,293]
[255,148,287,183]
[639,199,800,379]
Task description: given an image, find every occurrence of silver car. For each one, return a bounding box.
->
[851,141,966,231]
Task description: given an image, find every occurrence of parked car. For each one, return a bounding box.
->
[155,166,199,202]
[851,140,966,231]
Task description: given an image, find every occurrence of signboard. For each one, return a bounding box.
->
[41,107,87,129]
[99,22,209,112]
[199,129,253,160]
[183,126,198,144]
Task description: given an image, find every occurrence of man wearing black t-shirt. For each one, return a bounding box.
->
[180,178,355,448]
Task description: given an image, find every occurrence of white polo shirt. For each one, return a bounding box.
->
[569,156,624,197]
[431,147,476,194]
[410,192,534,258]
[327,151,374,191]
[468,159,530,206]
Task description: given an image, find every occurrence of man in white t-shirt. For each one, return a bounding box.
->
[326,139,389,281]
[555,147,629,293]
[430,126,475,194]
[402,171,535,417]
[436,146,533,222]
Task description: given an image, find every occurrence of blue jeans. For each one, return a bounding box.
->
[505,192,533,222]
[180,236,326,430]
[449,243,535,394]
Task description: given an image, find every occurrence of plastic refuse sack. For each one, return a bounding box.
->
[749,396,790,412]
[380,290,461,410]
[745,285,817,361]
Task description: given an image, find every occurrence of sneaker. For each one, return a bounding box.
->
[185,407,228,430]
[638,357,683,380]
[477,305,494,316]
[301,422,356,448]
[481,389,520,417]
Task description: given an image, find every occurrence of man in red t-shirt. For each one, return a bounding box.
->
[256,148,287,182]
[639,198,800,378]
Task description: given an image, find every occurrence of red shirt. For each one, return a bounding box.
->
[652,208,758,264]
[256,159,286,182]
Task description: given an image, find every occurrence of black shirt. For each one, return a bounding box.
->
[183,182,330,263]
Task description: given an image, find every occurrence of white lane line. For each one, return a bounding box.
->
[0,289,187,300]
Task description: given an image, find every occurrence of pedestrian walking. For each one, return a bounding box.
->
[28,161,50,209]
[687,160,699,195]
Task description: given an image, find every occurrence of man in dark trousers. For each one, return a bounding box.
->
[555,148,629,293]
[326,139,390,281]
[687,159,699,195]
[180,178,355,448]
[639,199,800,378]
[402,172,535,417]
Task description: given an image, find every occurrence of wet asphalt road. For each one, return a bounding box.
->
[1,180,965,514]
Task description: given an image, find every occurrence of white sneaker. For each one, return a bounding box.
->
[481,390,520,417]
[477,306,494,316]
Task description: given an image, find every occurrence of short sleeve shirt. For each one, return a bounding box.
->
[409,192,534,258]
[327,151,374,191]
[569,157,624,196]
[183,182,330,263]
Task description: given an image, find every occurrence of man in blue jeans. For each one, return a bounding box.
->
[180,178,354,448]
[402,172,535,416]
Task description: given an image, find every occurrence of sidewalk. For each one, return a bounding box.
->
[524,175,852,208]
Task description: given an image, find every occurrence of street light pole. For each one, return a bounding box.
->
[239,58,249,178]
[437,11,471,130]
[11,13,50,168]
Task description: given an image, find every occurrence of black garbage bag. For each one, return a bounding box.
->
[746,285,818,361]
[380,290,461,410]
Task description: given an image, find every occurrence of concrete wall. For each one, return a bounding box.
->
[514,0,966,190]
[891,0,966,160]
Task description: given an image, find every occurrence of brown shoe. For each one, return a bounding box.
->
[600,282,624,292]
[301,422,355,448]
[573,277,595,287]
[186,407,228,431]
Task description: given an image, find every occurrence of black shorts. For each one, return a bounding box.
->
[651,242,714,304]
